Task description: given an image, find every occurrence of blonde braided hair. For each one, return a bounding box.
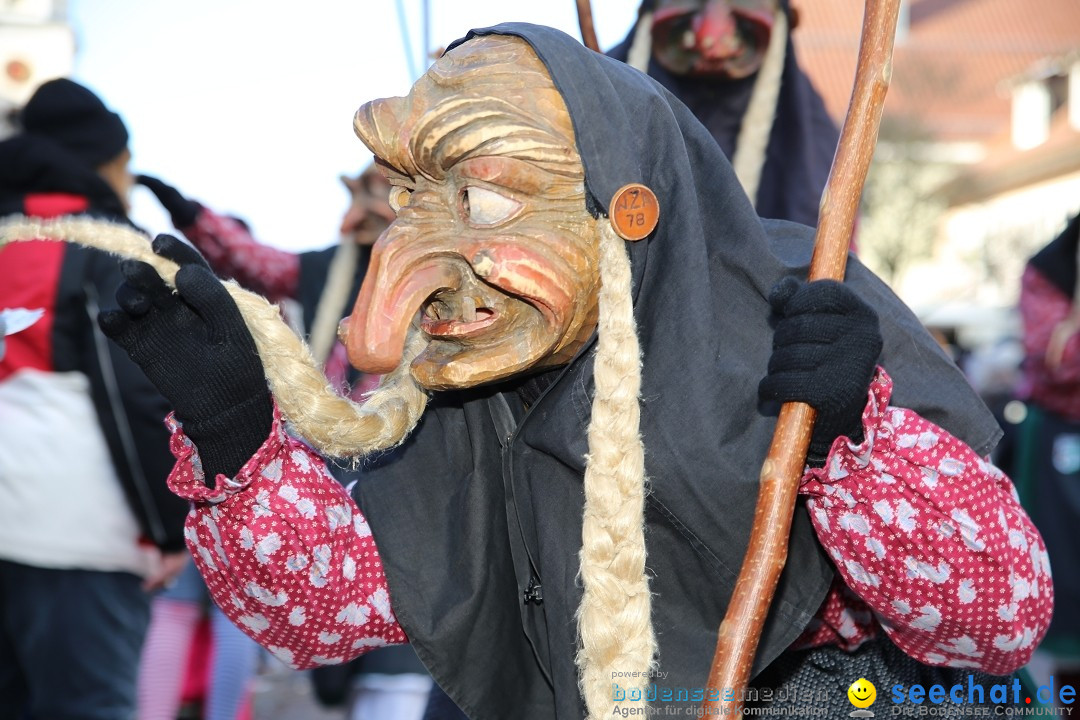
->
[307,236,360,368]
[576,220,655,718]
[731,9,789,205]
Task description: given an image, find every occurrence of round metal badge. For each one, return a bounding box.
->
[609,183,659,241]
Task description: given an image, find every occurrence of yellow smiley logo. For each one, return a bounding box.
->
[847,678,877,709]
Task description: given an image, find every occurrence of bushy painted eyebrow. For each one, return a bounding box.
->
[374,157,412,184]
[407,94,581,181]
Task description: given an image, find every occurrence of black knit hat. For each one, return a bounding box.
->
[21,78,129,168]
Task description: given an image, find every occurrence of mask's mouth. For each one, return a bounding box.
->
[344,251,516,374]
[419,293,498,338]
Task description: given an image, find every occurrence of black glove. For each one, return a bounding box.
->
[136,174,201,228]
[99,234,273,481]
[758,277,883,466]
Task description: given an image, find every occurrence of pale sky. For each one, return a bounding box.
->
[66,1,639,251]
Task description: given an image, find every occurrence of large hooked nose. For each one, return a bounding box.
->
[342,239,465,374]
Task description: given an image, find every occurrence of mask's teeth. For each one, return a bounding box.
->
[424,300,444,321]
[462,296,477,323]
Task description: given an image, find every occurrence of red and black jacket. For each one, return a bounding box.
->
[0,133,188,552]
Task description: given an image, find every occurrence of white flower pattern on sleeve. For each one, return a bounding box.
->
[797,369,1053,675]
[164,408,408,670]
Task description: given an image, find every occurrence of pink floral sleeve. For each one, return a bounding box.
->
[1018,265,1080,421]
[164,370,1051,675]
[1020,265,1080,383]
[797,369,1053,675]
[165,408,407,670]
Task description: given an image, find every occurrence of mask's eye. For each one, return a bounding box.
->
[388,185,412,213]
[461,186,522,226]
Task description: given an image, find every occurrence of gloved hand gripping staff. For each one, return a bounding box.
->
[701,0,902,713]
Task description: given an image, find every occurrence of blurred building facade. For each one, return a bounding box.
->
[794,0,1080,340]
[0,0,74,138]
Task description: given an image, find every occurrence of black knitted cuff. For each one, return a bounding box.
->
[807,424,865,468]
[156,536,188,553]
[182,392,274,482]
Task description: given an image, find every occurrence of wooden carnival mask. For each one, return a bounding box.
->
[342,35,600,390]
[650,0,779,78]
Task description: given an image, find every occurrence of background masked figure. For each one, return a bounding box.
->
[98,25,1052,720]
[608,0,839,228]
[1011,214,1080,693]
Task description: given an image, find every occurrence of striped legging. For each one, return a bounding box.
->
[137,561,260,720]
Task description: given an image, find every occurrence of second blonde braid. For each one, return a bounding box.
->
[576,220,655,718]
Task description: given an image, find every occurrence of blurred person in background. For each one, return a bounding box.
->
[138,169,441,720]
[136,166,393,396]
[0,78,189,719]
[607,0,839,229]
[1012,212,1080,692]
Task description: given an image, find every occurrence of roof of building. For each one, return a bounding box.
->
[938,103,1080,204]
[792,0,1080,143]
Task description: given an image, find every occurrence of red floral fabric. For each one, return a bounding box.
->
[796,371,1052,675]
[166,410,406,670]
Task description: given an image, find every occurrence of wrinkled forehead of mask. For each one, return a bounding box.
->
[354,35,582,182]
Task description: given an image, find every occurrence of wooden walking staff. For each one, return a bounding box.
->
[576,0,601,52]
[701,0,901,713]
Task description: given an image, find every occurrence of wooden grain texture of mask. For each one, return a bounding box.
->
[344,36,600,390]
